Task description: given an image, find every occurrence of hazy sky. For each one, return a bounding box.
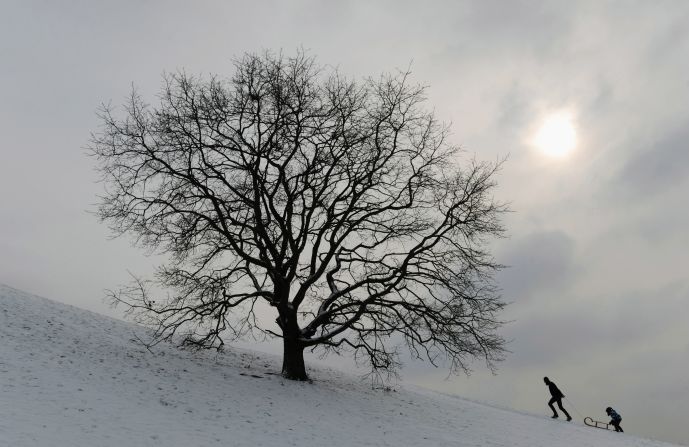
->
[2,1,688,444]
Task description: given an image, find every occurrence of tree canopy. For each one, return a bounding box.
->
[91,51,507,380]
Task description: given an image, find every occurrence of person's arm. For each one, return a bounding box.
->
[557,385,565,398]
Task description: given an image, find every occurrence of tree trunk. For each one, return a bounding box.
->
[282,336,308,381]
[277,290,309,381]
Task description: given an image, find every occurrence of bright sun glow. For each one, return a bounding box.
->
[533,112,577,158]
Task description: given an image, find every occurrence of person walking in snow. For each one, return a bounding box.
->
[606,407,623,432]
[543,377,572,421]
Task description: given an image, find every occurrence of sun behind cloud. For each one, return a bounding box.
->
[532,111,577,158]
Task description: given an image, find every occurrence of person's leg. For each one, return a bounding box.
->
[548,397,559,417]
[556,399,572,420]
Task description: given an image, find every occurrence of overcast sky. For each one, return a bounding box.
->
[2,1,688,444]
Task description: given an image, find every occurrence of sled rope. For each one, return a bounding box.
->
[565,397,585,420]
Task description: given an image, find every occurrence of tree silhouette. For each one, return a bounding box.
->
[91,51,507,381]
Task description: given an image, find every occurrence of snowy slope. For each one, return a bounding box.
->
[0,284,680,447]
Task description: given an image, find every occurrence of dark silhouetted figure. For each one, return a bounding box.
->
[606,407,623,432]
[544,377,572,421]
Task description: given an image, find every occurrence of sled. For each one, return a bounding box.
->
[584,417,614,430]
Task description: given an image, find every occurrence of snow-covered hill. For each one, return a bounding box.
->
[0,284,679,447]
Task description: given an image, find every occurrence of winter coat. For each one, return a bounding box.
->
[608,409,622,423]
[548,382,564,399]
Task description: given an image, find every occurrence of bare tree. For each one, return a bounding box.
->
[91,51,507,381]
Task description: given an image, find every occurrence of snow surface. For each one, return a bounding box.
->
[0,283,680,447]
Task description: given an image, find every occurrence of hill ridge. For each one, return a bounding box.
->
[0,283,679,446]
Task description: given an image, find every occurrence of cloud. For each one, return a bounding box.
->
[497,230,577,304]
[504,280,689,368]
[616,124,689,198]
